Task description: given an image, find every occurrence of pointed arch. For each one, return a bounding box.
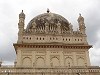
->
[77,57,85,66]
[51,57,60,67]
[65,57,73,67]
[22,57,32,67]
[35,57,45,67]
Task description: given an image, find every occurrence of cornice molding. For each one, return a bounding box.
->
[13,43,92,50]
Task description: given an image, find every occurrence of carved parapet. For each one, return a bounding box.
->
[0,66,100,75]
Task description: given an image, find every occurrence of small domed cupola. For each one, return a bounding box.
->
[19,10,25,19]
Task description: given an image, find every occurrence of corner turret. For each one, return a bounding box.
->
[19,10,25,19]
[77,14,86,34]
[18,10,25,43]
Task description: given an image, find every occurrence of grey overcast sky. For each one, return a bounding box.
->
[0,0,100,66]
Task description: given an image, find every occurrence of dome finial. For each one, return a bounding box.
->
[19,10,25,19]
[22,10,23,12]
[47,8,50,13]
[79,13,82,16]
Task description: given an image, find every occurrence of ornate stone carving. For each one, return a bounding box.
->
[26,12,70,34]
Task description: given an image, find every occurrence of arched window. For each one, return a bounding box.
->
[77,57,85,66]
[65,57,73,66]
[22,57,32,67]
[43,38,44,40]
[51,57,60,67]
[36,57,45,67]
[40,37,41,40]
[37,37,38,40]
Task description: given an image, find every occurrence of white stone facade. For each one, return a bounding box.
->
[15,10,90,67]
[14,44,91,67]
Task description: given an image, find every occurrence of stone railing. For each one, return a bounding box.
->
[0,66,100,75]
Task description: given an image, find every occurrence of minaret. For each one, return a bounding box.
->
[18,10,25,43]
[77,14,86,34]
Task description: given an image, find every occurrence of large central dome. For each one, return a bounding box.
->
[26,11,70,34]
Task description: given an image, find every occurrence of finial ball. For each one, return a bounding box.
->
[47,8,50,13]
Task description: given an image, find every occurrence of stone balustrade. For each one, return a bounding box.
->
[0,66,100,75]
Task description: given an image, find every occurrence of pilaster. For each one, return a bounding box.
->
[85,50,91,66]
[46,49,50,67]
[73,52,77,66]
[60,50,64,66]
[16,49,22,66]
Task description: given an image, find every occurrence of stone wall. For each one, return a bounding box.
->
[14,44,91,67]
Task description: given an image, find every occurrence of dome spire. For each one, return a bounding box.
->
[22,10,23,13]
[19,10,25,19]
[47,8,50,13]
[79,13,81,16]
